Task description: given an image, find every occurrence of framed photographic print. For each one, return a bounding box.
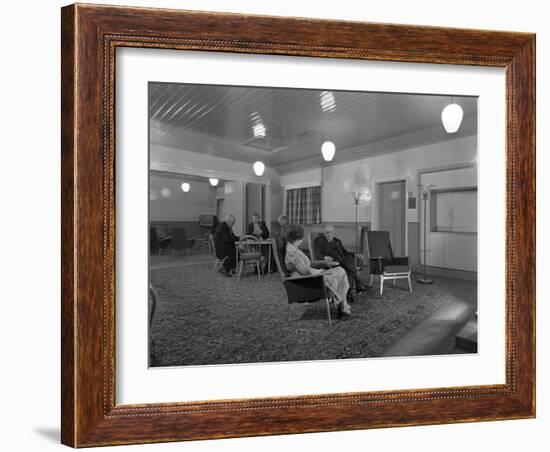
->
[61,3,535,447]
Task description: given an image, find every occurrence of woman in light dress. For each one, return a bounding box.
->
[283,224,352,317]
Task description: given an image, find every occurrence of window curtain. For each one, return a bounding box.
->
[285,185,322,224]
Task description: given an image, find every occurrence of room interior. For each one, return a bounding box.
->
[148,82,479,367]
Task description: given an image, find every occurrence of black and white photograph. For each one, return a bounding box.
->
[147,82,478,367]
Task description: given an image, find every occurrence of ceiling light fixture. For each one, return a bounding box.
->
[250,112,266,138]
[209,178,219,187]
[441,99,464,133]
[253,161,265,176]
[320,91,336,112]
[321,141,336,161]
[181,182,190,192]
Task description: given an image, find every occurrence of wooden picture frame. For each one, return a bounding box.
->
[61,3,535,447]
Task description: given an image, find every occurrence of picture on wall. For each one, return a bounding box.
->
[147,82,478,367]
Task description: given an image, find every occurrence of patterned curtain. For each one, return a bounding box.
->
[285,185,322,224]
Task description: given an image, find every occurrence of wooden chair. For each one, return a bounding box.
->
[209,233,227,275]
[366,230,412,295]
[272,238,335,327]
[236,235,263,281]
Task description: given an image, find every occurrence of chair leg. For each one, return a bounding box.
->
[393,277,396,288]
[325,298,332,327]
[237,261,243,281]
[257,261,261,280]
[408,272,412,292]
[370,274,374,286]
[211,261,217,275]
[380,275,384,295]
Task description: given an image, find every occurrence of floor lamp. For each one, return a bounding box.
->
[418,184,435,285]
[350,191,368,257]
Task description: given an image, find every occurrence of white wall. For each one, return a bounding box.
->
[150,143,280,227]
[280,135,476,220]
[223,181,246,235]
[5,2,547,452]
[420,167,478,271]
[149,173,217,221]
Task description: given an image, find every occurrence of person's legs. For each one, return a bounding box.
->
[341,255,367,292]
[323,267,351,315]
[222,253,237,274]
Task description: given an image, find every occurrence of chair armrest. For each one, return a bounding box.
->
[393,256,409,265]
[286,273,324,281]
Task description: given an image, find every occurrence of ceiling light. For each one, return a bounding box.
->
[253,123,266,138]
[441,103,464,133]
[209,178,219,187]
[181,182,190,192]
[320,91,336,112]
[321,141,336,161]
[251,112,266,138]
[253,161,265,176]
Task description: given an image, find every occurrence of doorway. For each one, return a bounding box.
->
[376,180,407,256]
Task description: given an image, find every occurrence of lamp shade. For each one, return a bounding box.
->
[181,182,190,192]
[321,141,336,161]
[441,103,464,133]
[209,178,219,187]
[253,161,265,176]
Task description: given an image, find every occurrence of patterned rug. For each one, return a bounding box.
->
[149,263,464,367]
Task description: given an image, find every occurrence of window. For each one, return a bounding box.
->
[285,185,322,224]
[430,188,477,233]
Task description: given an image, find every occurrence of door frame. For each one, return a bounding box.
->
[371,177,408,256]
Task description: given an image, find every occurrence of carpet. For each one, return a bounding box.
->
[149,263,458,367]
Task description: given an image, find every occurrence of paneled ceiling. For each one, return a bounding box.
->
[149,82,477,172]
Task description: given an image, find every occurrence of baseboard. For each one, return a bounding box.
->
[412,264,477,281]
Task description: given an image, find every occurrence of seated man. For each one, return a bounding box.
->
[213,214,240,277]
[246,213,270,239]
[314,225,368,299]
[247,213,271,273]
[275,215,289,242]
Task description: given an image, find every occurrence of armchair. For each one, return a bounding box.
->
[272,238,335,327]
[366,230,412,295]
[171,227,196,254]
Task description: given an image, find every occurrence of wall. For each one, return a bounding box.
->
[223,181,246,235]
[149,173,217,222]
[280,135,477,272]
[420,167,477,272]
[150,143,281,228]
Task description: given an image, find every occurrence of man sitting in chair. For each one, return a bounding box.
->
[247,213,271,273]
[314,225,369,300]
[213,214,240,277]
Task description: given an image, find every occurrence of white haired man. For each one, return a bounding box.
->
[213,214,240,276]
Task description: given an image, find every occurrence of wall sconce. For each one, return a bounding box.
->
[209,178,219,187]
[181,182,190,192]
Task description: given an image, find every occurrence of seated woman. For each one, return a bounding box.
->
[283,224,352,318]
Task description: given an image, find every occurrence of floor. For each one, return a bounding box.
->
[149,252,478,365]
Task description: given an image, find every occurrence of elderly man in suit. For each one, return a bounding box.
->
[213,214,240,277]
[314,225,368,300]
[246,213,270,239]
[247,213,271,273]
